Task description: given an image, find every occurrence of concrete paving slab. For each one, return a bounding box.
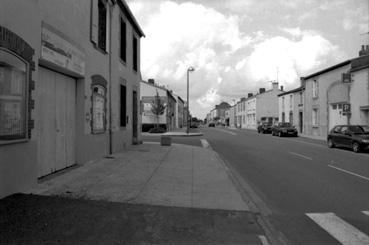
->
[29,143,250,211]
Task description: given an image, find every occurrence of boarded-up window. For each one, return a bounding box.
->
[92,85,106,133]
[120,84,126,127]
[0,50,27,141]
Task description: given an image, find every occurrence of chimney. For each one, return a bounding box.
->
[359,45,369,56]
[280,86,284,91]
[272,82,278,90]
[259,88,266,93]
[148,79,155,84]
[248,93,253,98]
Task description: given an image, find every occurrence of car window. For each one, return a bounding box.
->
[349,126,364,134]
[341,126,348,133]
[333,126,341,133]
[360,125,369,133]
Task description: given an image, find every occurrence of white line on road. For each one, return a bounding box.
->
[212,128,237,135]
[200,139,210,149]
[288,151,313,160]
[362,211,369,217]
[328,165,369,181]
[258,235,271,245]
[306,212,369,245]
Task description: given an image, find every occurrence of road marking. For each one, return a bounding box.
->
[212,128,237,135]
[258,235,271,245]
[200,139,210,148]
[328,165,369,181]
[288,151,313,160]
[362,211,369,217]
[306,212,369,245]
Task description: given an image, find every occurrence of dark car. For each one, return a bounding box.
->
[327,125,369,153]
[257,122,272,134]
[271,122,298,137]
[208,123,215,127]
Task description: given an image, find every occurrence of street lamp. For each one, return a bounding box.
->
[187,66,195,134]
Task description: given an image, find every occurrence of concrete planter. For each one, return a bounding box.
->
[160,136,172,146]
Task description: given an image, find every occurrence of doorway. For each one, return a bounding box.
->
[38,67,76,177]
[132,90,138,144]
[299,111,303,133]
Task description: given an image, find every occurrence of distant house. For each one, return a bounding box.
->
[278,86,305,133]
[242,82,283,130]
[210,102,231,124]
[140,80,168,131]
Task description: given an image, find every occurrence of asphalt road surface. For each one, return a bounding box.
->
[187,127,369,244]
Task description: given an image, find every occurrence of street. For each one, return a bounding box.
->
[158,127,369,244]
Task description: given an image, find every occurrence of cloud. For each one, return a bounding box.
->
[127,0,345,118]
[238,30,341,89]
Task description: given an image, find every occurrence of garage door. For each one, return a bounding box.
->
[38,67,76,177]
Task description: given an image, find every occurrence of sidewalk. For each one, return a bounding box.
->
[29,143,248,211]
[0,143,267,244]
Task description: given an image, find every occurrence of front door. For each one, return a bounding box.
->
[299,111,303,133]
[132,90,138,144]
[38,67,76,177]
[329,104,347,131]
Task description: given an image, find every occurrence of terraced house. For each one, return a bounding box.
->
[0,0,144,197]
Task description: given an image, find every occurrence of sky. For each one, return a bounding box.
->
[127,0,369,119]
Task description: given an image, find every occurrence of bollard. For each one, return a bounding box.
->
[161,135,172,146]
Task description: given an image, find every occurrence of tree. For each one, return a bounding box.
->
[151,90,166,129]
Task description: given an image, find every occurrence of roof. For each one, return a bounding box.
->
[301,60,351,80]
[278,86,304,97]
[167,90,177,102]
[117,0,145,37]
[350,54,369,72]
[141,80,167,92]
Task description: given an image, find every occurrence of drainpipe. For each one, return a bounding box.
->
[108,1,114,155]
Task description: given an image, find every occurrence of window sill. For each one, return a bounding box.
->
[91,130,106,135]
[119,59,127,66]
[91,42,108,55]
[0,138,29,146]
[312,125,319,128]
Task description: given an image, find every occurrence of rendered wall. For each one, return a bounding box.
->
[0,0,40,198]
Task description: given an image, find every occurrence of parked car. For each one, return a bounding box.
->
[208,123,215,127]
[271,122,298,137]
[257,122,272,134]
[327,125,369,153]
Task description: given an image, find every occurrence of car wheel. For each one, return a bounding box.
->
[278,131,282,137]
[272,131,275,136]
[352,142,360,153]
[327,138,335,148]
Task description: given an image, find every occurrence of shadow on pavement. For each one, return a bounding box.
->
[0,194,263,245]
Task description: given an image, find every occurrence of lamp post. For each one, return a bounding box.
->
[187,66,195,134]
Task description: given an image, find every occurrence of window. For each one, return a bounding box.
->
[120,18,126,62]
[97,0,107,51]
[132,36,138,71]
[120,84,126,127]
[289,112,293,124]
[0,50,27,141]
[91,84,106,133]
[312,108,318,126]
[289,94,293,109]
[312,80,319,98]
[281,112,285,123]
[299,92,303,104]
[282,97,285,110]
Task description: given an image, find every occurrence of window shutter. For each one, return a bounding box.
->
[90,0,98,44]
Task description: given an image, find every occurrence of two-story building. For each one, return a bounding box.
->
[301,46,369,139]
[0,0,144,198]
[278,86,305,133]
